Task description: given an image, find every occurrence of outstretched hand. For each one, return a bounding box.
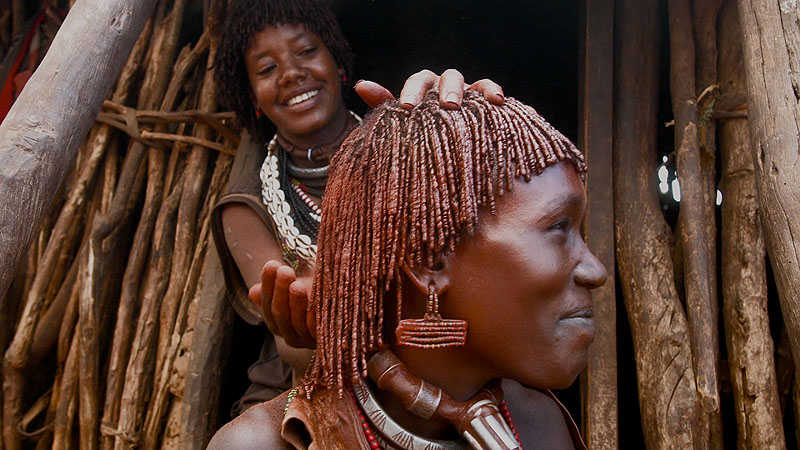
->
[249,261,316,349]
[355,68,505,109]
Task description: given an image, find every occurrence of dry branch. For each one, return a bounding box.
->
[100,23,211,450]
[615,0,700,447]
[178,239,233,449]
[143,148,231,448]
[577,0,617,448]
[718,2,785,448]
[139,131,236,155]
[736,0,800,375]
[668,3,720,443]
[111,173,184,450]
[147,6,224,441]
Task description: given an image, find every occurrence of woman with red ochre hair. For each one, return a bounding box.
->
[210,91,607,449]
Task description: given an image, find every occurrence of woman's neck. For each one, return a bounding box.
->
[367,345,493,441]
[277,103,351,167]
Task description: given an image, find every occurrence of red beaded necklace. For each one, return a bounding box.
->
[350,390,524,450]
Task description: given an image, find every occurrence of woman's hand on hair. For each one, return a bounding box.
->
[248,261,317,349]
[355,69,505,110]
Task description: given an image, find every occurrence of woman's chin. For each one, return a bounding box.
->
[516,350,590,391]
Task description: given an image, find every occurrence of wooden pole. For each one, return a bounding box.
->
[667,0,721,447]
[578,0,617,448]
[692,2,725,445]
[0,0,158,316]
[735,0,800,373]
[614,0,701,447]
[718,1,786,448]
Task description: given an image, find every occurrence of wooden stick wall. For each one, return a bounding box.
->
[0,0,798,448]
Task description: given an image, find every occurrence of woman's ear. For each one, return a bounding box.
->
[400,252,453,296]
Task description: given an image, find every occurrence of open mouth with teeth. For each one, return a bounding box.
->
[286,89,320,106]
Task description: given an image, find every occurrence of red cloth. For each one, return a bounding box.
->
[0,10,46,123]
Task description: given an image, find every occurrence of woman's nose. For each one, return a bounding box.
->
[279,59,306,86]
[575,247,608,289]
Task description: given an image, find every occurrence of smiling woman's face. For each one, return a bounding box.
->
[440,162,607,390]
[244,23,347,144]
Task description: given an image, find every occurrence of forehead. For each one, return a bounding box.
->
[483,162,586,225]
[246,23,319,57]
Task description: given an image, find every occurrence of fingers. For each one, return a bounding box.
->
[398,69,438,109]
[266,264,296,342]
[256,260,281,332]
[288,278,316,349]
[369,69,505,111]
[467,78,505,105]
[354,80,395,108]
[437,68,465,110]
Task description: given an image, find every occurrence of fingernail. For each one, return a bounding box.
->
[445,92,459,106]
[494,90,505,100]
[354,79,365,88]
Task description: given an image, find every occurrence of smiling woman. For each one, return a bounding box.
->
[244,23,351,150]
[209,91,606,449]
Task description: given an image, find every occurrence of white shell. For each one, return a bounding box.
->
[258,119,357,267]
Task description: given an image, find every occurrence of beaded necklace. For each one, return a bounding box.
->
[259,111,361,268]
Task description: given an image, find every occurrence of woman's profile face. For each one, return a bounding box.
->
[244,23,346,142]
[441,162,607,390]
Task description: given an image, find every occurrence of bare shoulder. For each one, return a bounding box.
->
[207,393,292,450]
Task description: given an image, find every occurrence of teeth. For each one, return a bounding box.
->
[287,90,319,106]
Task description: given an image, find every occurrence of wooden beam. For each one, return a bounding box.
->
[735,0,800,372]
[0,0,158,306]
[718,1,786,447]
[667,1,721,446]
[578,0,617,449]
[614,0,701,447]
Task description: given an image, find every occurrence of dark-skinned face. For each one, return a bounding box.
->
[439,162,607,390]
[244,23,348,146]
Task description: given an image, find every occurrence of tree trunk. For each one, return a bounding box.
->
[578,0,617,448]
[0,0,158,306]
[614,0,701,447]
[736,0,800,372]
[718,1,786,448]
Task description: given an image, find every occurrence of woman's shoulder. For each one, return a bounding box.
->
[207,390,293,449]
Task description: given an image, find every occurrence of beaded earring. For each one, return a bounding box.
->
[255,107,263,118]
[395,282,468,348]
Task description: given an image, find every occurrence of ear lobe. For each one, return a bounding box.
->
[248,88,259,110]
[400,254,452,296]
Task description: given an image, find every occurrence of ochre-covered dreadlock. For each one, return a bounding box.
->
[304,91,586,396]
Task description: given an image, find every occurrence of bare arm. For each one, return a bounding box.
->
[221,203,316,350]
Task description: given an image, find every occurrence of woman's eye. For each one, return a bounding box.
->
[548,219,569,232]
[258,64,276,75]
[299,46,317,56]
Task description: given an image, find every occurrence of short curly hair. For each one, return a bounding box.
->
[215,0,354,139]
